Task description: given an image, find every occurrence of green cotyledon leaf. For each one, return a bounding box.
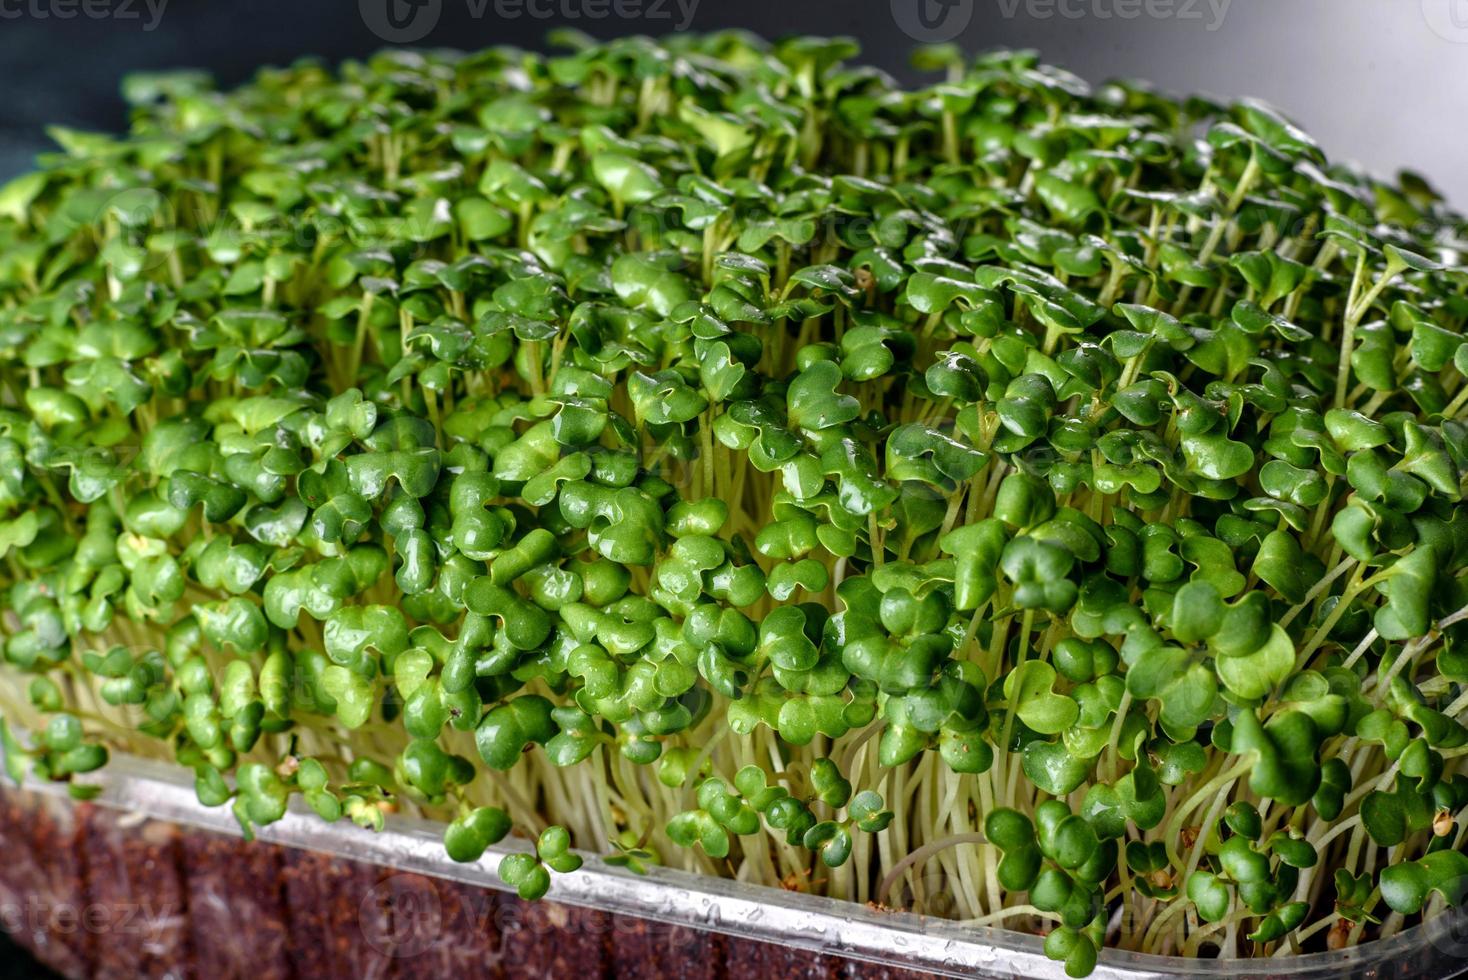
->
[1004,661,1078,735]
[1375,546,1438,640]
[787,360,860,431]
[475,695,556,770]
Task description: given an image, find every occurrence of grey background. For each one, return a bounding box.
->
[0,0,1463,205]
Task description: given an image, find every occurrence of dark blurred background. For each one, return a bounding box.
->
[0,0,1465,204]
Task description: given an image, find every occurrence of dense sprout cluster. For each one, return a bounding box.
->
[2,31,1468,973]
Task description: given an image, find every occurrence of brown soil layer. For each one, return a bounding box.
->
[0,781,940,979]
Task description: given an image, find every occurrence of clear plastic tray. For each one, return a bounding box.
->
[23,753,1467,980]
